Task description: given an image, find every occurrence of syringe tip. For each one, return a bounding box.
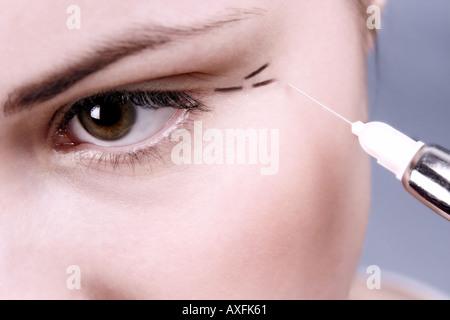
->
[352,121,424,180]
[351,121,365,136]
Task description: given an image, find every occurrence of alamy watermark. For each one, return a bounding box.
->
[366,265,381,290]
[170,121,279,176]
[366,5,381,30]
[66,265,81,290]
[66,5,81,30]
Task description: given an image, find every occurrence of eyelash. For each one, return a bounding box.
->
[55,90,202,128]
[50,90,207,171]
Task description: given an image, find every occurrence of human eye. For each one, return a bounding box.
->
[49,88,205,172]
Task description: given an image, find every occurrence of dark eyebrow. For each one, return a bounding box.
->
[3,9,262,116]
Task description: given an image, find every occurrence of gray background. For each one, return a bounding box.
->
[358,0,450,296]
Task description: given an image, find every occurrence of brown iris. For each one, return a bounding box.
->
[78,95,136,141]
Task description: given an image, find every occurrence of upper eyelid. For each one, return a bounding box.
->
[54,89,204,125]
[46,62,269,137]
[19,62,271,126]
[54,82,199,115]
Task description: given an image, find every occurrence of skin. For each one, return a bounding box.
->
[0,0,377,299]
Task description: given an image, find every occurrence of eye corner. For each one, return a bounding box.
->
[51,126,79,151]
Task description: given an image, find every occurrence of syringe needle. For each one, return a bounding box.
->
[288,83,353,125]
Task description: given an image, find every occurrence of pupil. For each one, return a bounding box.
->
[90,101,122,127]
[77,94,136,141]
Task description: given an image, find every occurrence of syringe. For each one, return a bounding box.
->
[288,83,450,221]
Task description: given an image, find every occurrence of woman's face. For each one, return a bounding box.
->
[0,0,372,299]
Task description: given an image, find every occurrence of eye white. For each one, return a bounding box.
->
[68,107,176,147]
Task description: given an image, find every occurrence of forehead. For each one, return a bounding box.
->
[1,0,263,51]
